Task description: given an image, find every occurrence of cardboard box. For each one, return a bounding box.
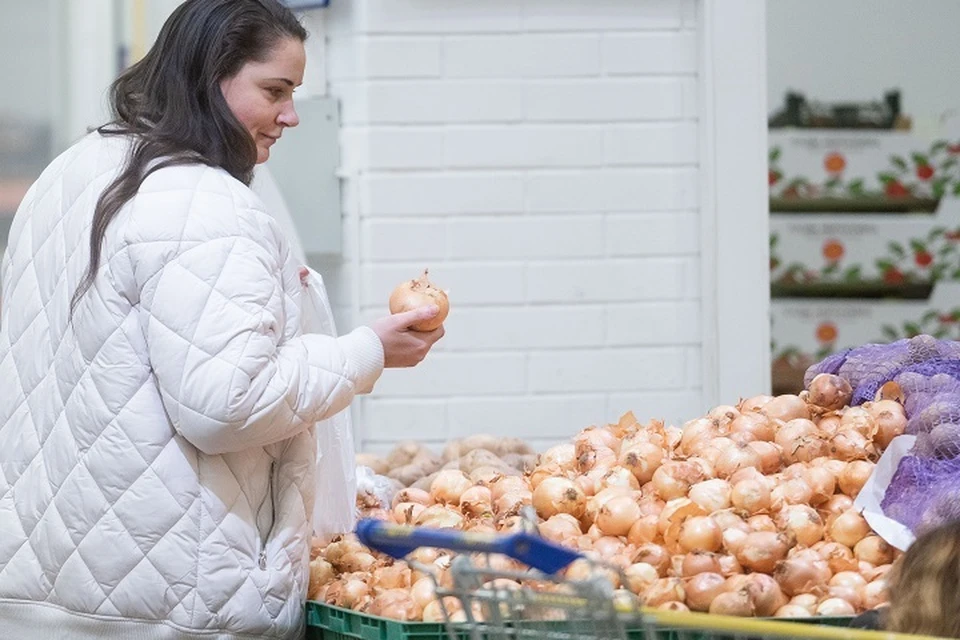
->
[770,283,960,393]
[768,129,960,212]
[770,197,960,298]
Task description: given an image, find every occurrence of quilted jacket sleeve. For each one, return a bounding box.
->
[126,169,384,455]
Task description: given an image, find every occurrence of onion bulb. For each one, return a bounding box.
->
[775,505,824,547]
[771,477,814,508]
[680,551,722,577]
[391,488,431,509]
[830,430,877,462]
[740,395,773,413]
[678,516,723,553]
[730,412,776,442]
[538,444,577,474]
[326,577,371,608]
[816,598,856,616]
[458,486,493,518]
[422,599,466,623]
[838,460,875,498]
[410,578,436,611]
[802,465,836,505]
[865,399,907,450]
[632,544,671,577]
[688,479,733,513]
[392,502,426,525]
[538,513,583,544]
[685,572,727,611]
[627,514,660,546]
[596,494,642,537]
[429,470,472,505]
[730,478,771,515]
[714,443,764,478]
[807,374,853,411]
[618,442,664,485]
[736,531,793,573]
[388,269,449,331]
[532,477,586,519]
[862,579,888,610]
[820,494,854,523]
[622,562,659,595]
[652,462,703,501]
[854,535,894,566]
[839,407,877,439]
[788,593,818,614]
[818,541,858,574]
[761,395,811,422]
[308,559,335,600]
[490,475,529,501]
[416,505,465,529]
[828,510,870,548]
[774,557,832,597]
[748,441,784,475]
[372,563,412,591]
[680,418,721,456]
[776,419,828,463]
[709,589,754,616]
[708,405,741,428]
[642,578,685,607]
[744,573,787,617]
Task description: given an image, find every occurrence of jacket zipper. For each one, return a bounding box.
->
[259,461,277,570]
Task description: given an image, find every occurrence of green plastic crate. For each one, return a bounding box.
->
[306,601,461,640]
[306,601,855,640]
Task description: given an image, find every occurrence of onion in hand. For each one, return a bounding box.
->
[389,269,449,331]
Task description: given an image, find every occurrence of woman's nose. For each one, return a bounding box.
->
[278,102,299,128]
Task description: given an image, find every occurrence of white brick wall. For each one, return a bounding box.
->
[322,0,705,452]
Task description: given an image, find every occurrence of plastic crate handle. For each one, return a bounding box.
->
[355,518,582,575]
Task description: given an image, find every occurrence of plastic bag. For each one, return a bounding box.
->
[854,434,917,551]
[356,465,399,511]
[300,267,357,538]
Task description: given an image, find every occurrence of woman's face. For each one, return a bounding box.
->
[220,36,306,164]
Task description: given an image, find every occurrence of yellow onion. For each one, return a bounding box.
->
[388,269,449,332]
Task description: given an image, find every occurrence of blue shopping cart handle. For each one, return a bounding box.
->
[355,518,583,575]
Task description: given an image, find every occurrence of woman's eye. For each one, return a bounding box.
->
[268,88,285,99]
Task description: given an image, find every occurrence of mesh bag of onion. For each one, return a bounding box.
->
[804,335,960,534]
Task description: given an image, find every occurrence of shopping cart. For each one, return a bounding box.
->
[356,511,637,640]
[355,515,949,640]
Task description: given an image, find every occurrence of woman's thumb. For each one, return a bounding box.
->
[395,304,439,327]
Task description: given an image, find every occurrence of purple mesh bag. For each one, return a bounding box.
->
[804,335,960,535]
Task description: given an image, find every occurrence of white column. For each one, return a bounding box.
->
[698,0,771,404]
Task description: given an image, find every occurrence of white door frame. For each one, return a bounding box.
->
[699,0,772,406]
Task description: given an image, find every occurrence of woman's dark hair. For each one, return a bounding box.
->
[71,0,306,311]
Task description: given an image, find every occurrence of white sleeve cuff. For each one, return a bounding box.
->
[337,326,385,395]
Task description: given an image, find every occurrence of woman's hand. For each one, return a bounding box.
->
[369,306,445,368]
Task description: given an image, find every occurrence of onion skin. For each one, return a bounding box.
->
[807,374,853,411]
[389,269,449,331]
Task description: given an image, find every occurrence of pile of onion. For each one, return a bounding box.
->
[310,387,905,622]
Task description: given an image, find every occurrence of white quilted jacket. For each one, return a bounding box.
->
[0,132,384,639]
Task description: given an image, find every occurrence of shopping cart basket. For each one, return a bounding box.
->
[357,513,637,640]
[355,516,949,640]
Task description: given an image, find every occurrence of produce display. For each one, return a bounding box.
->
[356,435,537,491]
[310,372,906,621]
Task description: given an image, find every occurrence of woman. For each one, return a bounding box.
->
[0,1,442,638]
